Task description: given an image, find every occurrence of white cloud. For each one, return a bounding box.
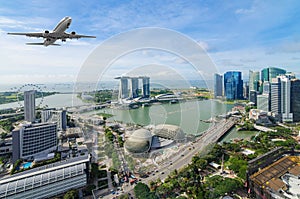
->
[235,8,255,15]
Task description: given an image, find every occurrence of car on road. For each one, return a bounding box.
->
[141,174,149,178]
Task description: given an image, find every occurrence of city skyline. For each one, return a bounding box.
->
[0,1,300,84]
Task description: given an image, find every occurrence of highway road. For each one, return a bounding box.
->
[95,118,236,198]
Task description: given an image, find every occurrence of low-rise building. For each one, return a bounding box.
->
[124,124,186,157]
[249,155,300,199]
[0,155,89,199]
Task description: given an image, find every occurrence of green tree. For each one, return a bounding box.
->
[1,132,7,140]
[63,189,78,199]
[206,176,242,198]
[228,156,247,175]
[238,165,247,180]
[134,182,158,199]
[134,182,150,194]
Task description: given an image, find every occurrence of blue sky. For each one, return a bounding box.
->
[1,0,300,84]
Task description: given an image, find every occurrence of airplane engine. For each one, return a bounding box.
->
[70,31,76,38]
[43,30,50,37]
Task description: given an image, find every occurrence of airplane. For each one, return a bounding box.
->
[7,16,96,46]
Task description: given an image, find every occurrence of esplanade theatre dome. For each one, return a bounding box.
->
[124,129,152,154]
[153,124,185,141]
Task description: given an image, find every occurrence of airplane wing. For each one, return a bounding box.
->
[7,32,45,38]
[63,32,96,39]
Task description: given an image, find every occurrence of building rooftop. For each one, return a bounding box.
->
[130,129,152,140]
[13,122,57,131]
[1,155,89,182]
[154,124,185,141]
[124,129,152,154]
[250,155,300,196]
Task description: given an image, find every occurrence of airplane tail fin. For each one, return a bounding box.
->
[26,43,61,46]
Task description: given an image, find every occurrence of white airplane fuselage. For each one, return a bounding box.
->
[44,16,72,46]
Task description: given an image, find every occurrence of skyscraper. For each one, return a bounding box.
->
[24,90,36,122]
[116,76,150,101]
[130,77,139,98]
[261,67,286,82]
[280,76,293,122]
[291,79,300,122]
[271,76,293,122]
[214,74,223,98]
[270,77,281,117]
[249,70,260,94]
[142,76,150,98]
[224,71,243,100]
[243,82,249,99]
[115,77,129,99]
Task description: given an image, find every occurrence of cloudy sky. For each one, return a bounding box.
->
[1,0,300,84]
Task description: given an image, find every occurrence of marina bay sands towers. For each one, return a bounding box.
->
[115,76,150,100]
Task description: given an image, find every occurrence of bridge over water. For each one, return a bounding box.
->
[198,118,237,143]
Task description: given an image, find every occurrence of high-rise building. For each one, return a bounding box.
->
[41,109,67,131]
[120,77,129,99]
[130,77,139,98]
[280,76,293,122]
[249,70,260,94]
[24,90,36,122]
[262,81,270,95]
[244,82,249,99]
[257,94,270,112]
[224,71,243,100]
[41,109,52,122]
[214,74,223,98]
[114,76,129,100]
[116,76,150,100]
[249,91,257,106]
[261,67,286,82]
[270,77,282,118]
[142,76,150,98]
[291,79,300,122]
[58,109,67,131]
[270,76,293,122]
[12,122,57,163]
